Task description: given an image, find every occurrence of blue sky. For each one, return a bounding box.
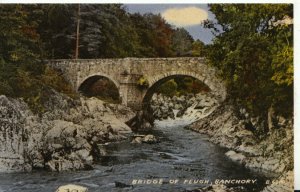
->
[124,4,216,44]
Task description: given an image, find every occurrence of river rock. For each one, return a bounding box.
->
[0,96,32,172]
[142,134,158,144]
[176,108,186,118]
[132,136,143,144]
[131,134,158,144]
[150,93,218,121]
[126,106,155,132]
[56,184,88,192]
[187,103,294,191]
[225,150,246,164]
[0,90,135,173]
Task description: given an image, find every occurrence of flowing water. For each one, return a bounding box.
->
[0,119,267,192]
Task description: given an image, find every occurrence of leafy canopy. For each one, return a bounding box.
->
[204,4,293,117]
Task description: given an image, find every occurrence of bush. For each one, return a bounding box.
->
[157,79,178,97]
[137,76,149,89]
[41,66,78,99]
[156,76,210,97]
[0,80,13,96]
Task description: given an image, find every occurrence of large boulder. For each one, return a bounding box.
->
[0,92,134,173]
[0,96,31,172]
[131,134,158,144]
[41,120,94,171]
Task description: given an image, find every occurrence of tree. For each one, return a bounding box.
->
[0,5,43,96]
[204,4,293,117]
[157,79,178,96]
[171,28,194,56]
[130,13,158,57]
[39,4,144,59]
[38,5,185,59]
[192,40,206,57]
[0,5,77,113]
[38,4,76,59]
[130,13,177,57]
[149,13,174,57]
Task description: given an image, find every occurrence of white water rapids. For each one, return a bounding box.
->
[155,102,218,128]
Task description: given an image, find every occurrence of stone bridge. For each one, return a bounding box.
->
[48,57,226,110]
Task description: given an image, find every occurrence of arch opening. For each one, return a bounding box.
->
[78,75,120,103]
[136,74,220,127]
[143,75,211,105]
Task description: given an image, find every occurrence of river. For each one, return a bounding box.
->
[0,119,267,192]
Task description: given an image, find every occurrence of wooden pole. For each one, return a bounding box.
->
[75,4,80,59]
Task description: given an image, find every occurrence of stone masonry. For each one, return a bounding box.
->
[48,57,226,110]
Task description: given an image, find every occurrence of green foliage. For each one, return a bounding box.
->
[0,4,43,97]
[41,66,78,99]
[137,76,149,89]
[157,77,210,97]
[192,40,206,57]
[37,5,200,59]
[271,38,293,86]
[38,5,76,58]
[0,5,78,113]
[176,77,210,95]
[205,4,293,117]
[171,28,194,56]
[157,79,178,97]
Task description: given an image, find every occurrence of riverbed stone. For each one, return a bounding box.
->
[56,184,88,192]
[143,134,158,144]
[131,134,158,144]
[132,136,143,144]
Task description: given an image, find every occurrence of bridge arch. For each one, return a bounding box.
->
[78,73,120,91]
[142,70,223,105]
[78,73,120,101]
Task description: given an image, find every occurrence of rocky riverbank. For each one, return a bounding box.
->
[127,92,219,133]
[0,89,294,191]
[186,104,293,192]
[149,93,293,191]
[151,93,219,123]
[0,89,135,172]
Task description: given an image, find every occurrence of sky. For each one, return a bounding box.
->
[124,4,216,44]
